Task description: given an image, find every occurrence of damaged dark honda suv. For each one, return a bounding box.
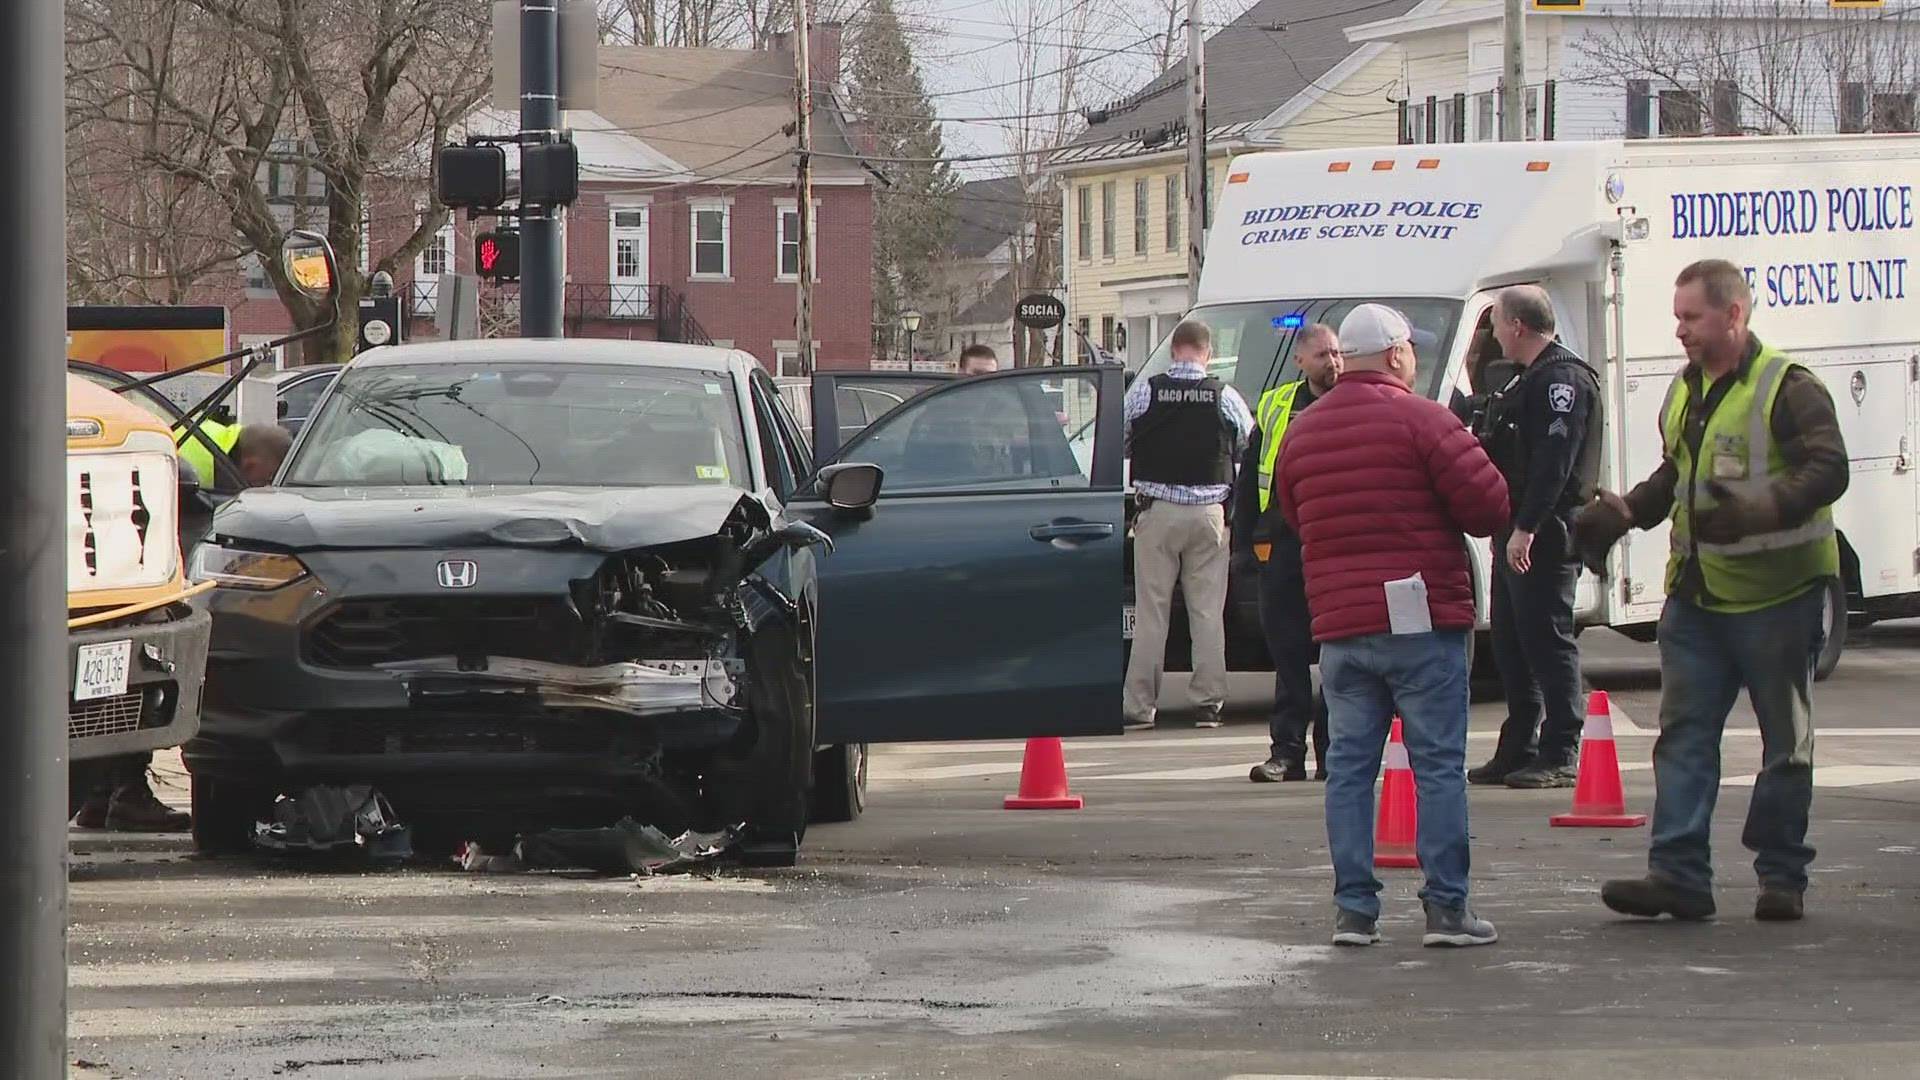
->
[185,341,1126,865]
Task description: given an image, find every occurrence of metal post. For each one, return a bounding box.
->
[793,0,816,375]
[1,0,70,1072]
[1501,0,1527,141]
[1184,0,1206,307]
[520,0,563,337]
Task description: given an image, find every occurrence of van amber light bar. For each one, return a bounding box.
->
[1373,160,1395,171]
[1527,161,1552,172]
[1418,159,1440,170]
[1228,172,1250,184]
[1328,161,1351,172]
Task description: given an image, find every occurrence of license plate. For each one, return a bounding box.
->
[75,640,133,702]
[1123,605,1136,640]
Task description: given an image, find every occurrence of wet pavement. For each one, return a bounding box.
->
[66,628,1920,1079]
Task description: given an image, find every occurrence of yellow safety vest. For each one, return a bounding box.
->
[1254,380,1306,513]
[175,419,239,488]
[1662,340,1838,613]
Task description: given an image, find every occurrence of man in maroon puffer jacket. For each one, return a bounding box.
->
[1275,303,1510,949]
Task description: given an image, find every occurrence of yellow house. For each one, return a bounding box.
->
[1050,0,1426,365]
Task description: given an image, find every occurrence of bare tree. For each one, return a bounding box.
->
[1573,0,1919,137]
[67,0,494,363]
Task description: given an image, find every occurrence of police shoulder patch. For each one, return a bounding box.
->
[1548,382,1575,413]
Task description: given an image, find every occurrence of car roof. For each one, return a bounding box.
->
[344,339,754,375]
[266,365,341,385]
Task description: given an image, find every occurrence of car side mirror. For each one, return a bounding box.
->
[278,398,290,419]
[819,462,882,511]
[1123,369,1137,390]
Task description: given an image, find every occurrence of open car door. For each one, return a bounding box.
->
[793,367,1123,743]
[807,371,952,468]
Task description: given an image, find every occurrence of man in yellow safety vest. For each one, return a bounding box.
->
[1231,321,1342,782]
[1574,258,1849,924]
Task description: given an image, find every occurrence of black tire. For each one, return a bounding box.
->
[809,743,867,824]
[1814,576,1846,683]
[190,775,273,855]
[718,624,812,861]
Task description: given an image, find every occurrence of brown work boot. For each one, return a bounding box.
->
[103,782,191,832]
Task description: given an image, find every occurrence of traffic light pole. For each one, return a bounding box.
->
[1,0,72,1072]
[519,0,563,337]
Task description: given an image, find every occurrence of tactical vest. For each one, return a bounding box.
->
[1128,373,1233,487]
[1254,380,1306,512]
[1662,341,1839,613]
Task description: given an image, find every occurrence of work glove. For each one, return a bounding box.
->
[1570,489,1633,577]
[1694,481,1782,545]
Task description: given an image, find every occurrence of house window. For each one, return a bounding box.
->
[1475,92,1496,141]
[775,349,802,376]
[1133,178,1150,256]
[1100,180,1115,258]
[1076,185,1092,260]
[1165,174,1181,252]
[1841,81,1868,133]
[1711,81,1741,135]
[1660,89,1704,136]
[1100,314,1115,350]
[411,214,454,316]
[691,202,730,278]
[777,202,816,280]
[1627,80,1652,139]
[1401,98,1429,144]
[1873,90,1917,133]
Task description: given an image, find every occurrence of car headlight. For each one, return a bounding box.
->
[189,544,309,590]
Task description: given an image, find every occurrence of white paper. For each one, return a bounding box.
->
[1384,572,1433,635]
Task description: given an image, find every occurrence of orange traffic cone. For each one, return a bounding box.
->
[1004,737,1084,810]
[1550,690,1647,828]
[1374,717,1420,869]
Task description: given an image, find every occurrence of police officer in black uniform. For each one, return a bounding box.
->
[1469,285,1604,789]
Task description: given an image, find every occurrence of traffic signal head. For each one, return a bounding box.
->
[522,140,580,205]
[437,144,509,208]
[475,230,521,281]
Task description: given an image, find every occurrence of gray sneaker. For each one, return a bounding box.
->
[1422,902,1498,947]
[1331,909,1381,947]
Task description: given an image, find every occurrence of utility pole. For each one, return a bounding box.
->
[793,1,816,375]
[1501,0,1527,141]
[520,0,564,336]
[1184,0,1206,307]
[2,0,70,1073]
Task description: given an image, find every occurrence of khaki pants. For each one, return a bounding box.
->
[1125,500,1230,724]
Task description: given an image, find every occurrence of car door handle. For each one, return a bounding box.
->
[1030,522,1115,543]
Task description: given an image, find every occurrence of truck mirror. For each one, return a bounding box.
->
[282,229,339,302]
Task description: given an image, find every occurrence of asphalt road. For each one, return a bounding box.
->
[66,626,1920,1080]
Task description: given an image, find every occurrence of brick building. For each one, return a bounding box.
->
[215,28,876,373]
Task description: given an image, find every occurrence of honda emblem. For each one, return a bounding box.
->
[436,560,478,589]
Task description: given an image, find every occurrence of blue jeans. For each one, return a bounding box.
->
[1320,630,1473,919]
[1650,587,1824,895]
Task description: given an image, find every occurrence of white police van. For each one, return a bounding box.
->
[1132,135,1920,680]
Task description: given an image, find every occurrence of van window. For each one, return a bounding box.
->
[1135,298,1464,407]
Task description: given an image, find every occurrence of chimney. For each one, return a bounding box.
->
[767,22,842,90]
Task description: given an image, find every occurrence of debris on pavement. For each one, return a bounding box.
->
[251,785,413,864]
[452,818,738,876]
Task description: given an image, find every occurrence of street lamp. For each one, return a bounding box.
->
[900,309,922,371]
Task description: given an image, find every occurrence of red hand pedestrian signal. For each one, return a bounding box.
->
[474,230,519,281]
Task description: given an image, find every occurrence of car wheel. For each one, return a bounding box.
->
[809,742,867,824]
[1814,577,1846,683]
[190,775,273,855]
